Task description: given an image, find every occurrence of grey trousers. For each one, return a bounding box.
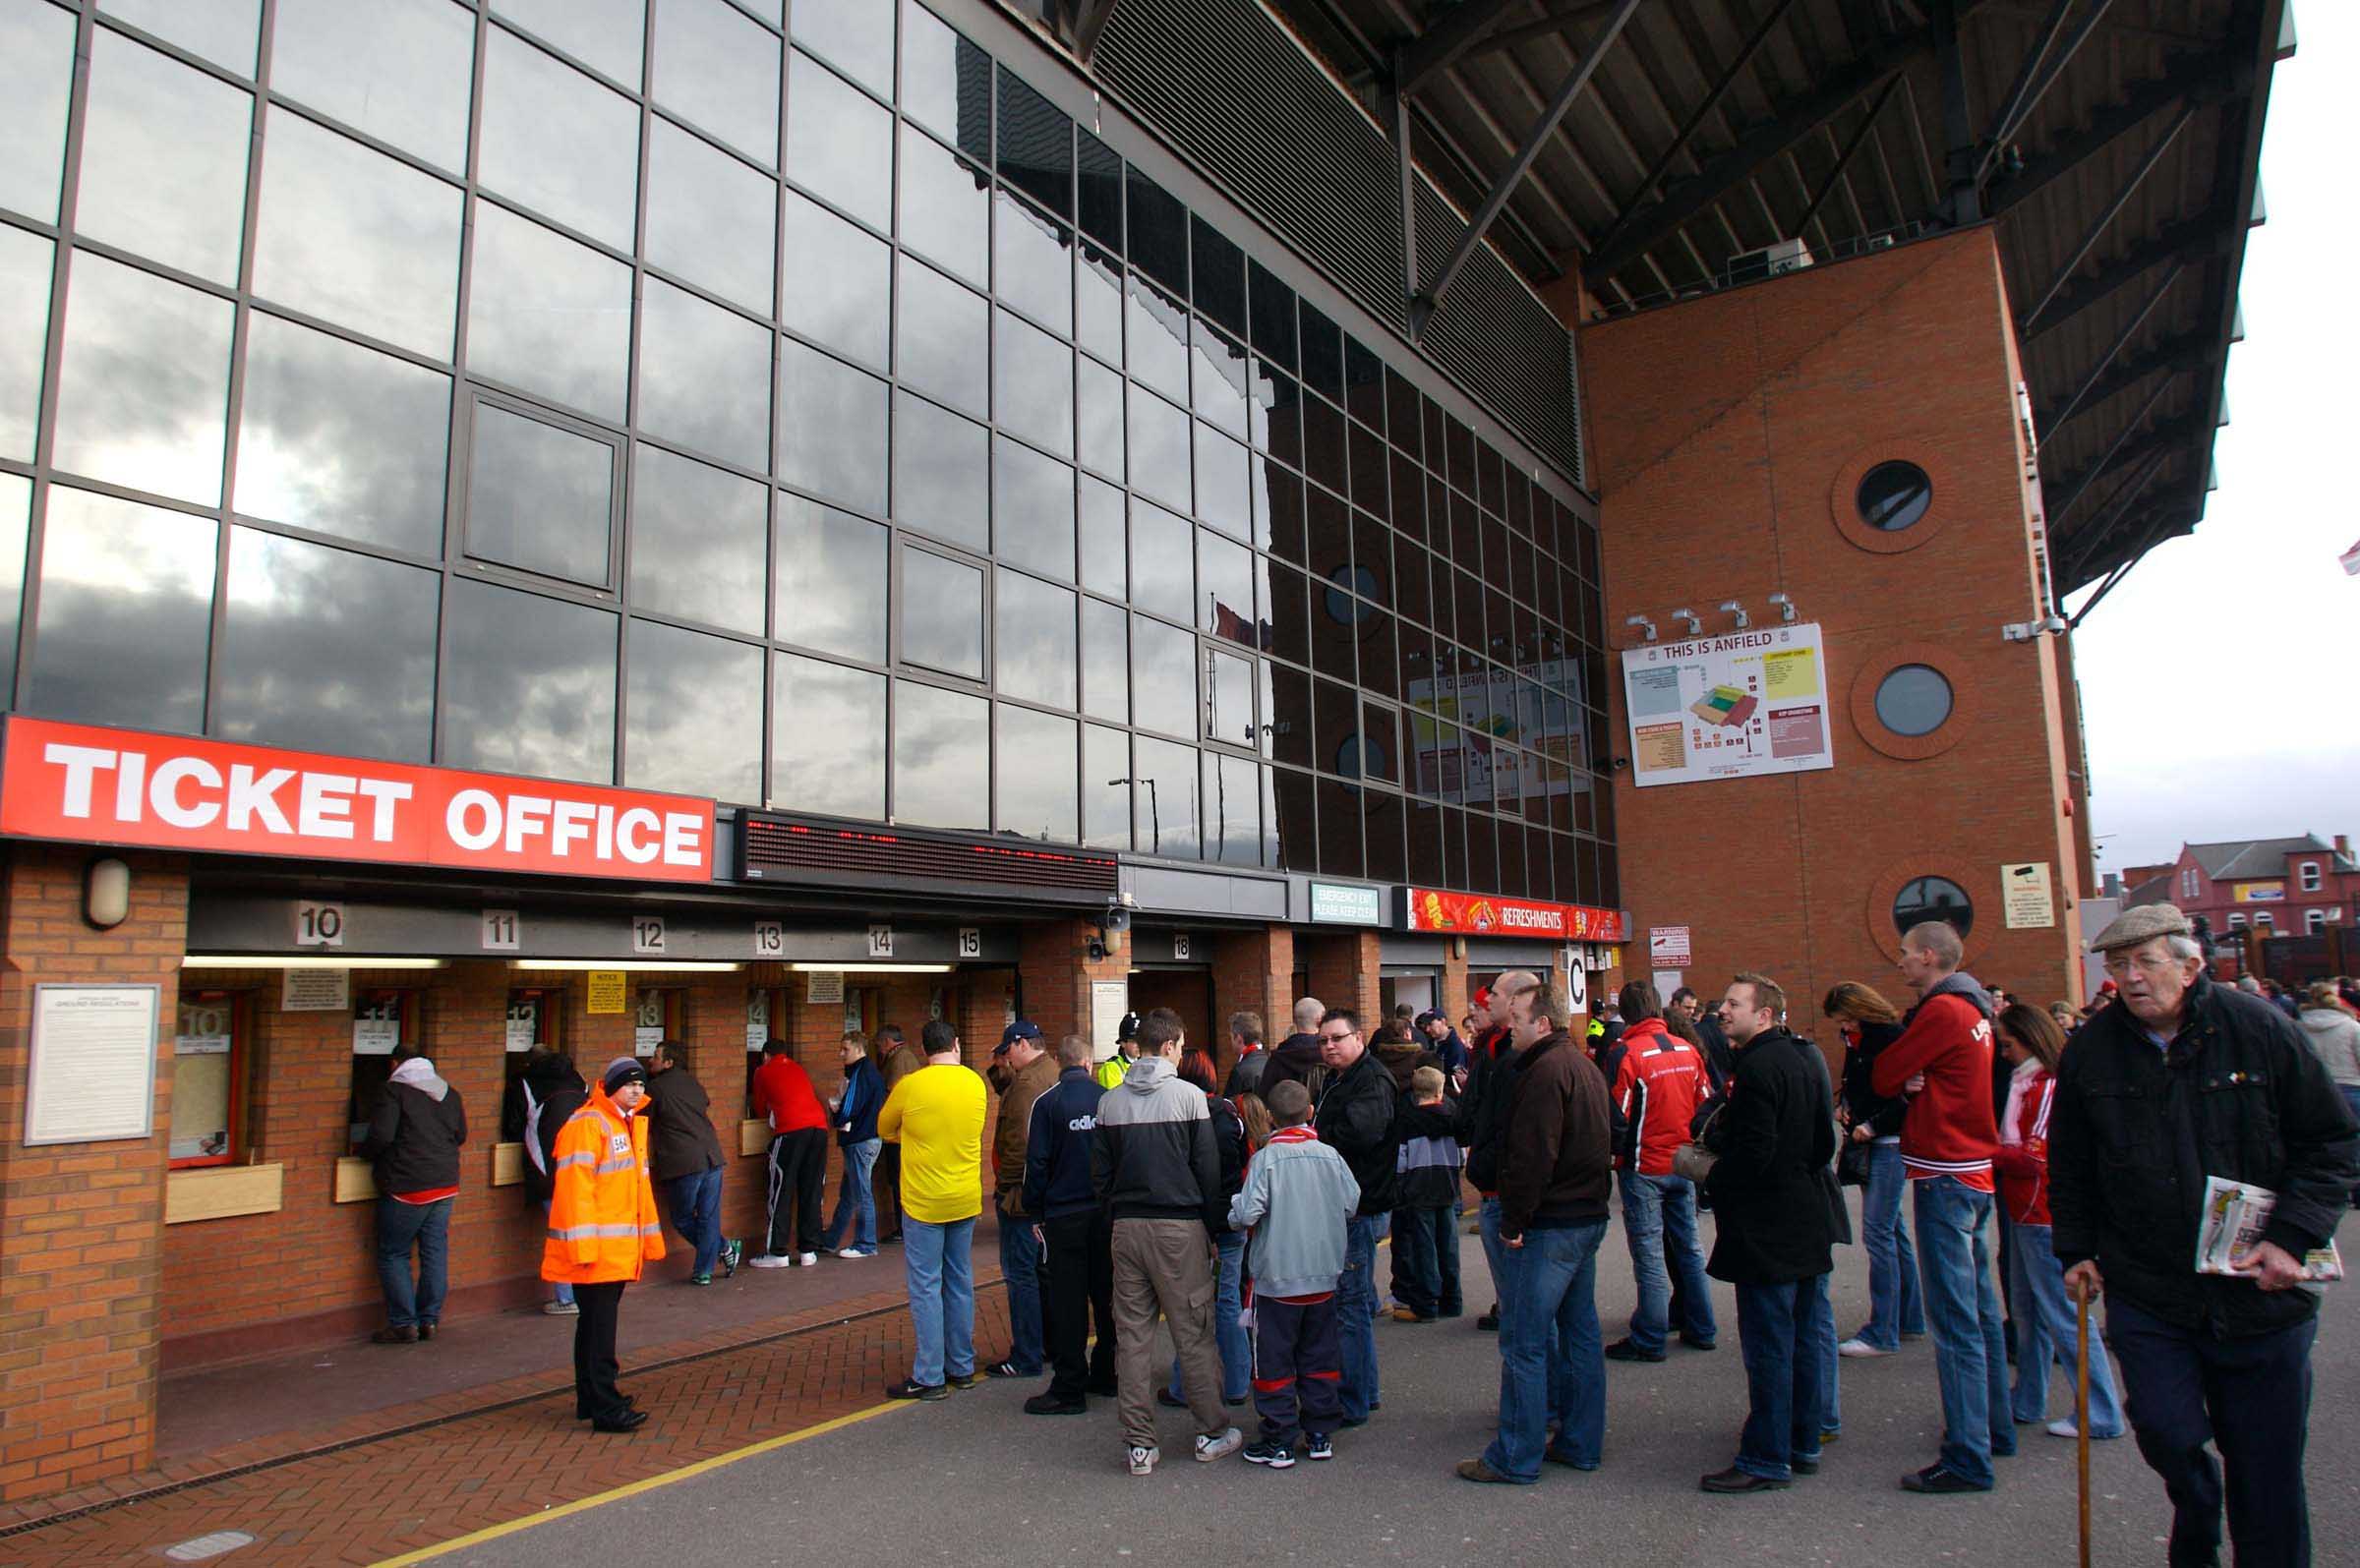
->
[1110,1217,1225,1450]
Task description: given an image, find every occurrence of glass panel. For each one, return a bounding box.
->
[1077,129,1121,250]
[0,0,78,221]
[99,0,257,73]
[997,73,1072,219]
[1198,529,1253,647]
[636,278,769,470]
[493,0,644,86]
[1190,319,1249,439]
[1194,424,1250,541]
[772,651,883,817]
[1131,736,1198,859]
[1299,302,1342,403]
[1123,167,1186,297]
[1191,218,1245,339]
[1203,751,1258,865]
[1130,612,1194,738]
[1076,355,1123,480]
[1270,766,1313,867]
[893,681,987,830]
[1247,261,1295,374]
[1268,665,1311,768]
[898,130,989,289]
[648,119,777,316]
[466,402,613,585]
[997,705,1077,842]
[0,226,51,462]
[1080,596,1126,723]
[899,546,982,680]
[899,0,990,161]
[1127,387,1190,513]
[780,187,887,369]
[236,312,448,556]
[994,568,1075,710]
[630,444,765,634]
[479,28,638,251]
[76,29,250,283]
[895,257,987,417]
[252,109,463,359]
[625,618,762,801]
[271,0,474,171]
[790,0,891,97]
[444,579,617,782]
[0,474,27,700]
[994,310,1073,459]
[1205,646,1252,748]
[1128,498,1191,624]
[787,50,891,233]
[28,486,215,731]
[1078,476,1124,598]
[1075,244,1121,364]
[1082,724,1128,849]
[217,528,437,760]
[1316,777,1361,877]
[652,0,779,164]
[994,190,1073,336]
[468,203,631,423]
[778,338,887,513]
[1344,336,1384,430]
[52,253,233,504]
[891,391,987,550]
[1124,273,1188,405]
[775,492,886,662]
[993,436,1074,580]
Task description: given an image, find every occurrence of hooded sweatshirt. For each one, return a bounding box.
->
[1871,970,2000,1191]
[361,1057,466,1200]
[1229,1125,1361,1301]
[2297,1006,2360,1087]
[1090,1055,1222,1230]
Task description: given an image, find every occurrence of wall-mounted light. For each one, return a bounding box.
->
[1622,613,1657,643]
[184,955,446,968]
[1717,600,1750,630]
[1767,592,1798,622]
[787,961,954,974]
[513,959,743,972]
[83,857,131,930]
[1670,607,1703,635]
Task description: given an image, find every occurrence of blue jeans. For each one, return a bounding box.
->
[1169,1229,1248,1403]
[1734,1273,1831,1481]
[822,1138,880,1251]
[1481,1218,1607,1481]
[1620,1173,1715,1353]
[1812,1266,1841,1436]
[1478,1195,1507,1313]
[904,1216,976,1386]
[2008,1221,2124,1436]
[1914,1176,2015,1486]
[663,1165,725,1277]
[1856,1140,1924,1348]
[543,1198,572,1306]
[375,1196,450,1327]
[998,1200,1045,1375]
[1337,1213,1386,1421]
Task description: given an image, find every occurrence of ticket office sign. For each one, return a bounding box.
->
[1621,623,1834,787]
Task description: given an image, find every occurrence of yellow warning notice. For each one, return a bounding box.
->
[585,971,626,1015]
[1763,647,1819,700]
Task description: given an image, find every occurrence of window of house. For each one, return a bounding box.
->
[2307,908,2326,935]
[2300,861,2322,893]
[2227,912,2247,928]
[2254,911,2274,930]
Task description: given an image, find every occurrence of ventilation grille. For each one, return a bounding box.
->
[738,813,1120,898]
[1091,0,1586,490]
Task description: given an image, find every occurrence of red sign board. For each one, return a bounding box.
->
[0,718,715,883]
[1403,886,1628,943]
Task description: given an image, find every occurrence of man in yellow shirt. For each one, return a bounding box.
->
[877,1018,988,1400]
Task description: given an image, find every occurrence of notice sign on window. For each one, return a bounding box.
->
[1091,980,1129,1062]
[2002,862,2055,930]
[585,971,626,1015]
[1622,623,1834,787]
[25,984,159,1145]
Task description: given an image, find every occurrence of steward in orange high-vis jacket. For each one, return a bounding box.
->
[545,1058,667,1432]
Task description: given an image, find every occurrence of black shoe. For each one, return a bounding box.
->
[371,1325,418,1345]
[1476,1310,1500,1332]
[1900,1465,1990,1494]
[417,1322,438,1342]
[1088,1379,1120,1398]
[1543,1448,1597,1472]
[1304,1431,1333,1461]
[984,1360,1032,1378]
[885,1379,948,1401]
[1700,1466,1789,1493]
[1223,1395,1248,1408]
[575,1394,640,1421]
[590,1409,648,1433]
[1024,1392,1087,1416]
[946,1371,980,1391]
[1155,1388,1188,1409]
[1680,1334,1718,1351]
[1791,1458,1820,1476]
[1604,1338,1666,1364]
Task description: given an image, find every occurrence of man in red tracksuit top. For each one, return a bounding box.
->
[1605,983,1718,1361]
[1871,920,2009,1495]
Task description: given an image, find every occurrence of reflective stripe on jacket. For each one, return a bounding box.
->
[541,1085,667,1285]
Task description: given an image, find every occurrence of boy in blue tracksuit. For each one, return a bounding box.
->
[822,1031,884,1255]
[1022,1035,1115,1414]
[1229,1079,1361,1468]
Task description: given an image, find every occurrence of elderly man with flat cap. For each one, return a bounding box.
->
[2049,903,2356,1568]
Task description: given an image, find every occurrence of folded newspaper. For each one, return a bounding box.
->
[2194,1176,2345,1282]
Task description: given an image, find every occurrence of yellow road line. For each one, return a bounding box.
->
[372,1399,914,1566]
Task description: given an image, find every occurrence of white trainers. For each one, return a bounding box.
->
[1127,1444,1159,1477]
[1194,1425,1244,1463]
[542,1299,579,1316]
[797,1251,819,1266]
[745,1253,794,1269]
[2046,1419,2118,1439]
[834,1247,876,1258]
[1838,1337,1892,1358]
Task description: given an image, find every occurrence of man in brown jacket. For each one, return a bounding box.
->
[873,1024,921,1245]
[986,1019,1059,1378]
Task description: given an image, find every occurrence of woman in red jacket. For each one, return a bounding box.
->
[1991,1004,2124,1440]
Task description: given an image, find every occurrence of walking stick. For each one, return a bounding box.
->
[2075,1276,2093,1568]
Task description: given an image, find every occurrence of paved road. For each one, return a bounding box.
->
[436,1202,2356,1568]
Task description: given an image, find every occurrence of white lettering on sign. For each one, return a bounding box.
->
[867,924,894,958]
[1499,905,1558,930]
[632,915,667,955]
[44,742,417,841]
[294,900,345,947]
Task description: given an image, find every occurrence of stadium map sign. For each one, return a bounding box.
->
[1620,622,1835,788]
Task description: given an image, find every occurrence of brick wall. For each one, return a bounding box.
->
[1301,931,1381,1025]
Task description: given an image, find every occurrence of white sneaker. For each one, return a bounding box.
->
[835,1247,876,1258]
[1194,1425,1243,1463]
[1127,1444,1159,1477]
[746,1253,794,1269]
[1838,1337,1892,1358]
[542,1299,579,1316]
[797,1251,819,1266]
[2046,1419,2118,1439]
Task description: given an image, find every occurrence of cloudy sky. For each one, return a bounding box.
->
[2068,4,2358,877]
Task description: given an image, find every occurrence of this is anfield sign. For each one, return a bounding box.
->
[0,718,715,883]
[1403,886,1628,942]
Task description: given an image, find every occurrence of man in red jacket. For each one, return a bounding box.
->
[1604,983,1717,1361]
[749,1039,831,1268]
[1871,920,2010,1494]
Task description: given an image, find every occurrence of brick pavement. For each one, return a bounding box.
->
[0,1263,1011,1567]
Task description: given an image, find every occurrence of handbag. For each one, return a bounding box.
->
[1671,1139,1718,1186]
[1837,1136,1874,1188]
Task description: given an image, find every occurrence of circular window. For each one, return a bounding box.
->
[1874,664,1953,736]
[1323,565,1377,624]
[1893,876,1974,939]
[1857,460,1933,532]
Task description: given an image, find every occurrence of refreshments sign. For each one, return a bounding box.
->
[1402,886,1627,942]
[0,717,715,883]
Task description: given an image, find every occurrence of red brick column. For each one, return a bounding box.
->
[1300,931,1381,1026]
[1019,918,1127,1052]
[1210,923,1292,1075]
[0,844,189,1503]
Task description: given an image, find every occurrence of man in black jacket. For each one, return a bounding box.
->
[2052,904,2358,1568]
[1259,996,1328,1100]
[1312,1008,1396,1427]
[1698,972,1839,1494]
[646,1042,735,1285]
[1463,977,1531,1331]
[1023,1034,1116,1415]
[504,1045,586,1315]
[360,1045,467,1344]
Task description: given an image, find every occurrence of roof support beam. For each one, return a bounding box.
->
[2048,409,2203,527]
[1798,76,1903,236]
[2036,313,2210,439]
[1386,67,1423,331]
[2067,498,2197,614]
[2057,446,2171,579]
[1979,0,2118,175]
[1414,0,1646,330]
[1396,0,1526,98]
[1069,0,1122,67]
[2048,372,2177,523]
[1988,51,2237,217]
[1931,0,1981,222]
[1465,0,1633,64]
[2022,212,2229,343]
[2020,103,2196,328]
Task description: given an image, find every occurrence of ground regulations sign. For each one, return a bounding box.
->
[1621,623,1834,787]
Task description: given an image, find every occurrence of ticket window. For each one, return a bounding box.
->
[503,987,563,1103]
[347,989,424,1147]
[633,987,682,1059]
[745,986,788,1114]
[170,991,249,1168]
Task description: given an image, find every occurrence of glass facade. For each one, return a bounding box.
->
[0,0,1614,903]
